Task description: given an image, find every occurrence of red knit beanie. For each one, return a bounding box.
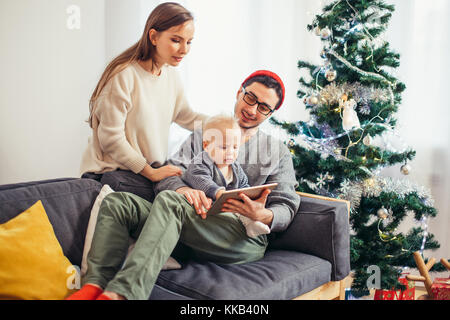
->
[241,70,285,110]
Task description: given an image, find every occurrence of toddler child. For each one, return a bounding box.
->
[182,114,270,238]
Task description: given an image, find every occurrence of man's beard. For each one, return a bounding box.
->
[239,122,259,130]
[235,105,259,130]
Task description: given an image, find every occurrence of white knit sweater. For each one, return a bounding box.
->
[80,61,208,175]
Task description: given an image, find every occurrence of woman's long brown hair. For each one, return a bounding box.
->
[87,2,193,128]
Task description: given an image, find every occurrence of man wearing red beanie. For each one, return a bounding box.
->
[236,70,285,131]
[68,70,299,300]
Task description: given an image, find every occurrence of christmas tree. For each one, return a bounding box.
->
[270,0,444,296]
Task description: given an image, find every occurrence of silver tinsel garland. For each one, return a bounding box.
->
[316,82,391,108]
[337,175,435,212]
[336,175,433,255]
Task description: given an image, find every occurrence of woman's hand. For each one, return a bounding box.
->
[221,189,273,226]
[140,164,182,182]
[176,187,212,219]
[150,165,182,181]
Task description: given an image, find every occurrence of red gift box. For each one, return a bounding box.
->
[431,278,450,300]
[374,275,415,300]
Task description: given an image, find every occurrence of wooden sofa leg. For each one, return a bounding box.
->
[338,279,346,300]
[336,275,353,300]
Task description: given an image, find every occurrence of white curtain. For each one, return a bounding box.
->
[385,0,450,265]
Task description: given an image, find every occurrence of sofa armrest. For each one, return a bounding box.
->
[269,192,350,281]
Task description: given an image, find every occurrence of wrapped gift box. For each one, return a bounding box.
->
[374,275,415,300]
[431,278,450,300]
[398,276,415,300]
[374,289,397,300]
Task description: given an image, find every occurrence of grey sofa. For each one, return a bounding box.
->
[0,175,350,300]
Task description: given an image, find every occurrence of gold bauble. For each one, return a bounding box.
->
[363,135,372,146]
[325,69,337,82]
[314,26,321,36]
[400,164,411,175]
[377,207,389,220]
[320,27,332,40]
[306,96,319,106]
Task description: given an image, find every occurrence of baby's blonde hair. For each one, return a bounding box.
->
[202,114,241,143]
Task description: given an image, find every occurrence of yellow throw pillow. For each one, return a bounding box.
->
[0,200,76,300]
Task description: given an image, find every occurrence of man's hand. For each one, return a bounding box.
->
[176,187,212,219]
[220,189,273,226]
[215,189,225,200]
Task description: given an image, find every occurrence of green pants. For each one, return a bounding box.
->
[83,190,268,300]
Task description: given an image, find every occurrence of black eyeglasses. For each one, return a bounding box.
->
[242,86,275,116]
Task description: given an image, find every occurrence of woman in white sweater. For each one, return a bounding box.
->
[80,2,208,183]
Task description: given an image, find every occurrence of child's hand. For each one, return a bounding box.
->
[148,165,182,182]
[176,187,212,219]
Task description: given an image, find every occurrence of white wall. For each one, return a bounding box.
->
[105,0,145,62]
[0,0,105,183]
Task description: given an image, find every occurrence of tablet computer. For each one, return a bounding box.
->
[207,183,278,215]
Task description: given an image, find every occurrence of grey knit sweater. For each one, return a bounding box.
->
[155,129,300,233]
[182,151,250,201]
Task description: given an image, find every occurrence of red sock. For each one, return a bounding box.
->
[96,293,112,300]
[65,284,103,300]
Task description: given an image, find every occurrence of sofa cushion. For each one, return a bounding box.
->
[0,200,76,300]
[81,184,115,275]
[0,178,101,267]
[150,250,332,300]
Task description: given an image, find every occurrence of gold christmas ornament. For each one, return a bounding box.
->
[363,135,373,146]
[306,96,319,106]
[377,207,389,220]
[378,219,398,242]
[325,69,337,82]
[314,26,321,36]
[320,27,332,40]
[400,164,411,175]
